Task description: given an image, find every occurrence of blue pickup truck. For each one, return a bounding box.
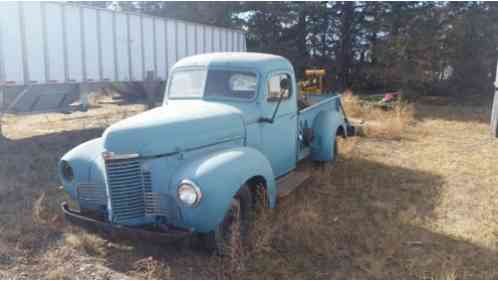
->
[59,53,351,254]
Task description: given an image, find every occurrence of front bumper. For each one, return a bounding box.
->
[61,202,192,241]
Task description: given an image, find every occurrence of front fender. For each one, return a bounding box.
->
[170,147,276,233]
[59,138,105,199]
[310,110,346,161]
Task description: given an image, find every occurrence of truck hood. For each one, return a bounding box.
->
[102,100,245,156]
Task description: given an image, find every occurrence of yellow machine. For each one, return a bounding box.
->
[299,69,326,95]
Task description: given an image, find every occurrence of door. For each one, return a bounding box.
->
[260,72,298,177]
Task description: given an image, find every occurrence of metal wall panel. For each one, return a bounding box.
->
[129,14,143,81]
[83,7,99,81]
[142,16,155,77]
[231,32,236,52]
[219,28,227,52]
[44,3,65,82]
[65,5,83,82]
[0,2,23,83]
[196,24,204,54]
[154,19,167,80]
[235,32,240,51]
[220,29,225,52]
[205,26,213,53]
[225,30,229,52]
[238,32,244,52]
[115,13,129,81]
[230,31,234,51]
[99,9,115,81]
[231,31,236,52]
[23,2,45,83]
[186,23,196,56]
[176,21,186,60]
[166,19,176,72]
[212,28,220,52]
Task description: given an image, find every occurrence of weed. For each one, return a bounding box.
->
[132,256,171,279]
[341,93,415,140]
[64,231,107,257]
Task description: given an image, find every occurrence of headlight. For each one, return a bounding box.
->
[177,180,202,207]
[60,160,74,182]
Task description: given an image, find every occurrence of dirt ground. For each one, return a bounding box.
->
[0,95,497,279]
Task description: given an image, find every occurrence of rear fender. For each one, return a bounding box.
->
[170,147,276,233]
[310,110,345,161]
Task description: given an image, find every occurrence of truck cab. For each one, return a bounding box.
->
[59,53,349,254]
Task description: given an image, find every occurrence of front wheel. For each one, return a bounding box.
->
[202,184,252,257]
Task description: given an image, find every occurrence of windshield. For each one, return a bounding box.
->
[168,69,206,98]
[205,70,257,99]
[168,69,257,100]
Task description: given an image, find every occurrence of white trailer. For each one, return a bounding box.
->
[0,1,246,114]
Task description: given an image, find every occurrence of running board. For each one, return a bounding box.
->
[277,171,311,198]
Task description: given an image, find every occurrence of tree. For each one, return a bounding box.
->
[83,1,498,97]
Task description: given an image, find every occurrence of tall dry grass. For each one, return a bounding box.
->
[341,94,415,140]
[131,256,172,279]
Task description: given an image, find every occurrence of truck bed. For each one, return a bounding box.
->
[298,92,340,118]
[297,93,343,161]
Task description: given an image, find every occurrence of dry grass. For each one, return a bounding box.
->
[131,256,172,279]
[341,94,415,140]
[1,94,498,279]
[238,94,498,279]
[45,266,71,280]
[64,232,108,257]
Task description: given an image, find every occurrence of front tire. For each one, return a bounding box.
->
[202,184,252,257]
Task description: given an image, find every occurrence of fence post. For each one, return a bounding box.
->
[491,83,498,138]
[0,85,4,136]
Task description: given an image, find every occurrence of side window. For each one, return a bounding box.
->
[267,73,292,102]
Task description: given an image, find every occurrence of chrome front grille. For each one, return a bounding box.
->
[143,171,152,193]
[77,183,107,209]
[144,192,177,219]
[105,157,145,223]
[104,156,177,224]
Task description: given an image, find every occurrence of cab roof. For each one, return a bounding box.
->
[173,52,294,73]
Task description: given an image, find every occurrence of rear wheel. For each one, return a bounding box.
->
[331,137,338,164]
